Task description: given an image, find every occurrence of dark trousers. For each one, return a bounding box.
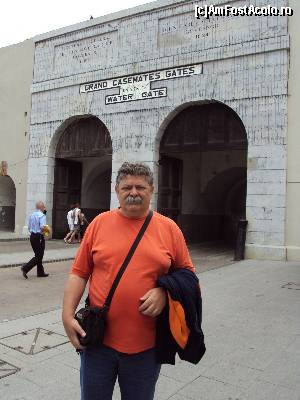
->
[23,233,45,276]
[80,346,161,400]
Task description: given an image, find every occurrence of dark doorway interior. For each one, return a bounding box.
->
[158,157,183,222]
[158,103,248,246]
[53,159,82,238]
[53,116,112,238]
[0,176,16,232]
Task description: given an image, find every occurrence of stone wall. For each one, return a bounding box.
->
[286,0,300,261]
[27,0,290,259]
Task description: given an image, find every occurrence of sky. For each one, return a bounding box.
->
[0,0,152,48]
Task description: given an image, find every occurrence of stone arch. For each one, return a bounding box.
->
[51,115,112,238]
[156,100,248,245]
[48,114,112,159]
[0,175,16,231]
[155,100,247,147]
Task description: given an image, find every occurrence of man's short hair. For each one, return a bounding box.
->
[35,201,45,210]
[116,162,154,187]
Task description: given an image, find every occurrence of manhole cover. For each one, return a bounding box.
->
[281,282,300,290]
[0,359,20,379]
[0,328,69,355]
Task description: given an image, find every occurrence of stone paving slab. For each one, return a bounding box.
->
[0,328,69,355]
[0,232,28,241]
[0,240,233,271]
[0,240,77,254]
[0,263,80,321]
[0,259,299,399]
[245,380,300,400]
[0,247,78,268]
[0,359,20,380]
[0,240,79,269]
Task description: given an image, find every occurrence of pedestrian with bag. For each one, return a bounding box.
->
[79,209,89,240]
[62,162,205,400]
[21,201,49,279]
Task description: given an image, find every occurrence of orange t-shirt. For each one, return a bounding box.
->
[71,209,195,354]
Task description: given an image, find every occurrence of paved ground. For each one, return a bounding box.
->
[0,240,79,268]
[0,241,234,319]
[0,231,28,241]
[0,249,299,399]
[0,240,234,269]
[0,261,84,321]
[0,240,77,254]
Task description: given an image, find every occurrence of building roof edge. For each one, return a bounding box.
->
[32,0,184,43]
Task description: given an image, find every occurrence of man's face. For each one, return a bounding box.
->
[115,175,154,216]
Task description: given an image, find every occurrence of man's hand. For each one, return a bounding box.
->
[139,287,166,317]
[62,274,87,350]
[63,317,86,350]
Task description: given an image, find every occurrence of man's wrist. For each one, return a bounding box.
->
[62,310,76,322]
[157,287,166,295]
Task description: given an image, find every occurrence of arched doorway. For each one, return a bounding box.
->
[158,102,248,247]
[0,175,16,231]
[53,115,112,238]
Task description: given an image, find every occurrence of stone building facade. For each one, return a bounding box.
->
[0,40,34,235]
[1,0,299,260]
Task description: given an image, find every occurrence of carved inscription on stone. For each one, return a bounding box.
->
[158,10,286,53]
[54,31,118,71]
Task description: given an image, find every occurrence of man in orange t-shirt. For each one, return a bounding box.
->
[62,162,195,400]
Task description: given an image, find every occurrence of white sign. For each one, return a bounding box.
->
[80,64,203,104]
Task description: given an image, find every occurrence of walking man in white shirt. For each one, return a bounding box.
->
[68,203,81,243]
[64,204,75,243]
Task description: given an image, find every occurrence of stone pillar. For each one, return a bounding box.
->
[23,156,55,235]
[110,110,159,211]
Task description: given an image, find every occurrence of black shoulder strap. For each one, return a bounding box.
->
[102,210,153,310]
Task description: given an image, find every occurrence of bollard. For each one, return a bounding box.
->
[234,219,248,261]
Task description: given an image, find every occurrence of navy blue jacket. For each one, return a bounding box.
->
[156,268,206,365]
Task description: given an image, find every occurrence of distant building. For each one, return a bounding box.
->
[0,0,299,261]
[0,39,34,234]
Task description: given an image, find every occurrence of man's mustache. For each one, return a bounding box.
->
[125,195,143,205]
